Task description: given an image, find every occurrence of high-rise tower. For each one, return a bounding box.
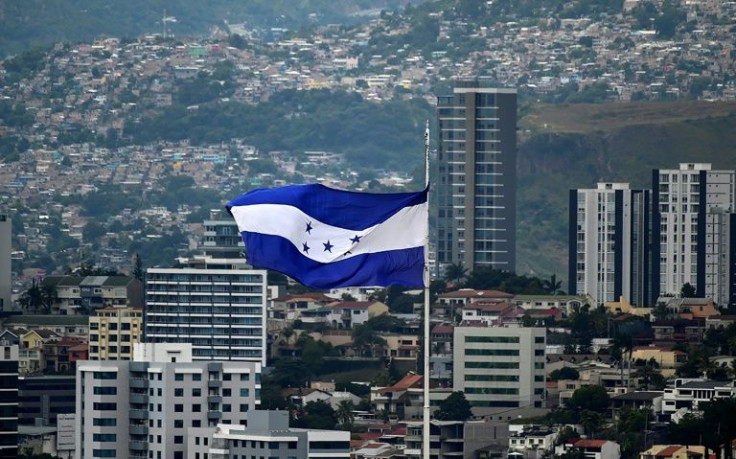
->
[436,79,517,274]
[569,183,652,306]
[652,163,736,305]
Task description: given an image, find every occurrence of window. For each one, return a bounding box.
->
[92,450,116,457]
[192,420,201,427]
[192,404,201,412]
[240,388,249,397]
[223,373,232,381]
[240,374,250,382]
[175,388,183,397]
[193,374,202,381]
[174,404,183,412]
[223,389,232,397]
[93,418,116,426]
[175,374,184,381]
[93,402,117,410]
[174,436,184,444]
[93,387,117,395]
[223,404,232,412]
[239,404,249,412]
[93,434,117,442]
[93,372,117,380]
[192,388,201,397]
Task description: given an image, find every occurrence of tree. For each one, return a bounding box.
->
[567,385,610,414]
[681,282,696,298]
[549,367,580,381]
[335,400,356,428]
[293,400,337,430]
[133,253,144,282]
[434,391,472,421]
[543,274,563,295]
[444,262,469,287]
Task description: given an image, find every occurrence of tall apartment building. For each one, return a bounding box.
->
[145,267,267,364]
[453,326,545,412]
[189,410,350,459]
[436,79,518,273]
[75,343,262,459]
[652,163,736,305]
[0,215,10,311]
[145,210,267,364]
[0,345,18,458]
[569,183,652,306]
[88,307,143,360]
[18,375,76,426]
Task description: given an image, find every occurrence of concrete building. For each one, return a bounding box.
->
[569,183,652,306]
[661,378,736,417]
[436,79,517,273]
[18,375,75,426]
[41,275,144,315]
[145,267,267,364]
[0,344,18,458]
[88,307,143,360]
[145,210,268,364]
[652,163,736,305]
[75,343,262,459]
[453,326,545,412]
[188,410,350,459]
[0,215,10,312]
[404,419,509,459]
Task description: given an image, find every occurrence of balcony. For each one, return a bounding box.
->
[207,411,222,421]
[129,409,148,420]
[130,378,148,389]
[129,394,149,404]
[208,380,222,388]
[208,395,222,404]
[129,441,148,451]
[129,424,149,436]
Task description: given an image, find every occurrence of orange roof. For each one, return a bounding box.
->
[379,372,423,393]
[656,446,684,457]
[574,439,608,448]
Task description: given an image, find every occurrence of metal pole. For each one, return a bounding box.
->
[423,120,431,459]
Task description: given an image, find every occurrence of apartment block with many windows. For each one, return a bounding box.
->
[88,307,143,360]
[436,79,517,274]
[75,343,261,459]
[453,326,545,413]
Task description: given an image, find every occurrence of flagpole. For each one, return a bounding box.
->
[422,120,431,459]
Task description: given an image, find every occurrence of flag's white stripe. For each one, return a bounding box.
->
[230,202,428,263]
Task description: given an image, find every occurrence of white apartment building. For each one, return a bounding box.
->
[653,163,736,305]
[75,343,262,459]
[188,410,350,459]
[569,183,652,306]
[145,267,267,365]
[661,378,736,417]
[453,326,546,413]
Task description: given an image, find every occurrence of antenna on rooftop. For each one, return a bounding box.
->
[162,10,177,40]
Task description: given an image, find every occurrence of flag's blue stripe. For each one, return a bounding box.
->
[242,232,424,289]
[228,184,428,231]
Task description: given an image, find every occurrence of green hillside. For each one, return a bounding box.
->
[0,0,416,57]
[516,101,736,281]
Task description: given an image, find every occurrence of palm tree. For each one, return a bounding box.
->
[335,400,355,428]
[19,280,44,313]
[543,274,563,295]
[444,262,468,288]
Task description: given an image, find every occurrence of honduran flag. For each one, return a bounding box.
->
[226,184,428,289]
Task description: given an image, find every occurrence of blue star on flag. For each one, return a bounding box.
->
[305,222,313,234]
[350,235,361,244]
[323,240,334,252]
[302,242,310,254]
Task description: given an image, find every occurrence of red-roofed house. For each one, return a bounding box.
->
[460,301,514,325]
[270,292,337,321]
[371,372,424,420]
[555,439,620,459]
[639,445,713,459]
[329,301,389,328]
